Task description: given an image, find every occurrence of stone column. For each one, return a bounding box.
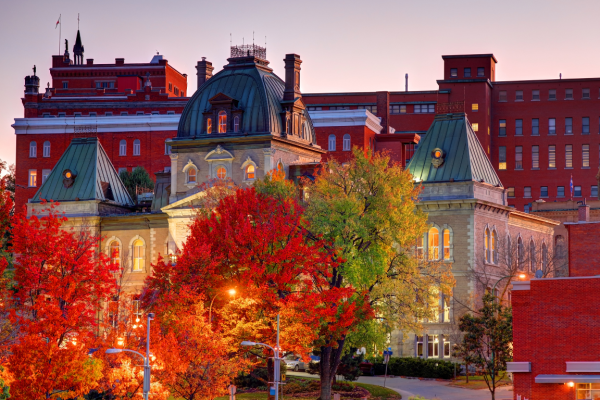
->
[263,148,275,175]
[169,153,178,203]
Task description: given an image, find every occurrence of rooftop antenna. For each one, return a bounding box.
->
[243,37,244,45]
[405,73,408,92]
[560,73,562,80]
[253,31,255,45]
[265,36,267,47]
[230,33,232,47]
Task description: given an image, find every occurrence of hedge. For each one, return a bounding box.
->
[372,357,459,379]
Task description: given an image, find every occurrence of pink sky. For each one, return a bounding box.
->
[2,0,600,166]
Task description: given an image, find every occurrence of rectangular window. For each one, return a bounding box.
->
[565,118,573,135]
[541,186,548,197]
[28,170,37,187]
[524,205,530,213]
[507,187,515,198]
[151,111,159,115]
[515,146,523,169]
[464,67,471,77]
[89,112,97,117]
[499,91,507,102]
[329,106,350,111]
[583,144,590,167]
[42,169,51,184]
[416,335,424,357]
[532,145,539,169]
[74,112,81,117]
[165,142,171,155]
[515,119,523,136]
[105,112,113,116]
[532,90,540,101]
[472,123,479,132]
[583,117,590,134]
[450,68,458,77]
[557,186,565,197]
[549,118,556,135]
[471,103,478,112]
[532,118,539,135]
[62,82,68,89]
[167,110,175,115]
[565,88,573,99]
[549,145,556,168]
[414,104,435,113]
[168,82,173,91]
[515,91,523,101]
[307,106,322,111]
[58,112,66,117]
[120,112,128,116]
[499,119,506,136]
[119,141,126,156]
[390,105,406,114]
[574,186,582,197]
[549,89,556,100]
[443,335,451,358]
[583,88,590,99]
[405,144,415,165]
[118,168,127,175]
[136,111,144,116]
[477,67,485,77]
[358,105,377,115]
[427,335,439,358]
[499,147,507,170]
[565,144,573,168]
[524,187,532,198]
[592,186,598,198]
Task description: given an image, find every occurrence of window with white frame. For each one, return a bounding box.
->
[165,142,171,155]
[234,116,240,133]
[427,335,439,358]
[186,168,197,183]
[485,228,491,263]
[416,335,424,357]
[133,139,141,156]
[416,235,424,260]
[43,141,50,158]
[133,239,144,271]
[443,229,451,260]
[428,227,439,260]
[443,335,451,358]
[29,141,37,158]
[532,146,539,169]
[532,118,539,135]
[245,165,255,180]
[343,134,351,151]
[28,170,37,187]
[549,118,556,135]
[109,241,120,268]
[566,145,573,168]
[328,135,336,151]
[119,140,126,156]
[549,145,556,168]
[583,144,590,167]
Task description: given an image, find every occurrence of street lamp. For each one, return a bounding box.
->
[241,315,281,400]
[208,288,236,326]
[106,312,155,400]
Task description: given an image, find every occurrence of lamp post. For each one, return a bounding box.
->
[106,312,155,400]
[208,288,236,326]
[241,314,281,400]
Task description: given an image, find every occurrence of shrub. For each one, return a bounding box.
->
[373,357,459,379]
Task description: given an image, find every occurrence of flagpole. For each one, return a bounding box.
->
[59,14,61,54]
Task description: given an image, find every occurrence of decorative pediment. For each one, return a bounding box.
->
[182,159,198,173]
[208,92,238,107]
[240,156,257,170]
[205,145,234,161]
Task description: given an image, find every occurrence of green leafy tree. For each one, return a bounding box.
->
[119,166,154,203]
[458,293,512,400]
[301,147,454,400]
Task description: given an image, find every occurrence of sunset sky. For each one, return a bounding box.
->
[2,0,600,165]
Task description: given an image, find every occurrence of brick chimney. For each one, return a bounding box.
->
[196,58,214,90]
[283,54,302,102]
[24,75,40,95]
[578,199,590,222]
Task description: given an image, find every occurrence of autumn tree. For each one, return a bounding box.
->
[458,293,512,400]
[301,148,454,400]
[5,203,117,399]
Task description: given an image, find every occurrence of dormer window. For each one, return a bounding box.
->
[187,168,197,183]
[234,116,240,133]
[206,118,212,134]
[218,111,227,133]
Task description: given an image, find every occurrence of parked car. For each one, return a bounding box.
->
[359,360,375,376]
[284,354,306,372]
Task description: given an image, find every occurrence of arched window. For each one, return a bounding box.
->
[428,227,439,260]
[29,141,37,158]
[517,237,524,270]
[216,166,227,179]
[187,168,197,183]
[443,229,451,260]
[43,141,51,158]
[234,116,240,133]
[133,239,144,271]
[343,134,351,151]
[286,118,290,133]
[416,235,424,260]
[529,240,536,273]
[119,140,126,156]
[484,228,491,263]
[245,165,255,180]
[328,135,336,151]
[218,110,227,133]
[206,117,212,134]
[492,230,498,264]
[555,235,565,259]
[542,243,548,272]
[133,139,141,156]
[109,241,120,268]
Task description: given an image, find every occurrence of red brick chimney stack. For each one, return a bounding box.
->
[283,54,302,102]
[196,57,214,90]
[578,199,590,222]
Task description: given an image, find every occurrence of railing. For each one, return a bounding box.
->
[436,101,464,114]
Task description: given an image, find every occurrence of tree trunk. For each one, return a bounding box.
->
[319,338,347,400]
[465,362,469,384]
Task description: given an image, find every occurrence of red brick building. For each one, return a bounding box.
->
[511,213,600,400]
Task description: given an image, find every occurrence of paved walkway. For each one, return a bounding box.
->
[288,372,513,400]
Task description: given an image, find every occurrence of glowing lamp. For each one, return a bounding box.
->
[518,274,526,279]
[567,382,574,388]
[228,288,236,296]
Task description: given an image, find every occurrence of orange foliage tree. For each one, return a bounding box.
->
[5,203,118,399]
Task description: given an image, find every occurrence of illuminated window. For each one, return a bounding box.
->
[484,228,491,263]
[428,227,439,260]
[549,145,556,168]
[206,118,212,134]
[566,145,573,168]
[472,123,479,132]
[119,140,126,156]
[499,120,506,136]
[245,165,255,180]
[443,229,451,260]
[133,239,144,272]
[187,168,196,183]
[390,105,406,114]
[343,134,351,151]
[29,141,37,158]
[471,103,478,112]
[43,141,51,158]
[110,241,120,268]
[133,139,141,156]
[28,170,37,187]
[507,187,515,198]
[532,146,539,169]
[427,335,439,358]
[234,116,240,132]
[217,166,226,179]
[218,111,227,133]
[499,146,506,170]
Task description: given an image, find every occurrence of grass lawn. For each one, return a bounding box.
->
[449,374,511,390]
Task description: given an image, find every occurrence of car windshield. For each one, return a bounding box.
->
[285,355,298,360]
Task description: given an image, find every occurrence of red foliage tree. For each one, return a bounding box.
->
[5,203,118,399]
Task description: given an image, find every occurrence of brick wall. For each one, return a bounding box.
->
[565,222,600,277]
